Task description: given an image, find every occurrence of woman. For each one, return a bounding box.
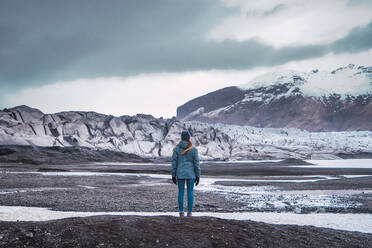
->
[171,130,201,217]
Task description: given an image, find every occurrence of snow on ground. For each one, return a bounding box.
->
[0,206,371,234]
[299,159,372,168]
[206,160,282,163]
[342,175,371,178]
[197,180,368,213]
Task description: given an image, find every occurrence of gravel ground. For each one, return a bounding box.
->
[0,173,242,212]
[1,160,372,213]
[0,215,371,248]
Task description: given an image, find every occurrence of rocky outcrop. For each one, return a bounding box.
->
[0,105,371,160]
[177,65,372,132]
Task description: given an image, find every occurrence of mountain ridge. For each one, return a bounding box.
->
[177,65,372,131]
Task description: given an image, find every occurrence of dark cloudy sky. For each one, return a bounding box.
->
[1,0,372,117]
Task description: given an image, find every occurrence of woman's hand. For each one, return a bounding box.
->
[172,177,177,184]
[195,177,200,186]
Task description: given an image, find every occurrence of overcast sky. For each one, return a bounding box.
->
[1,0,372,117]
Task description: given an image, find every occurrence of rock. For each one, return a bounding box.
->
[25,232,34,238]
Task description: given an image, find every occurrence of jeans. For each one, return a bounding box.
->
[177,179,195,213]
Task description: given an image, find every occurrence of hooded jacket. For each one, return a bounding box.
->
[171,140,201,179]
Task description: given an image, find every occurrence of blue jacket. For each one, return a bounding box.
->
[171,141,201,179]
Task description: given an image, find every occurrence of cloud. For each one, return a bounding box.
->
[1,71,262,118]
[332,21,372,53]
[208,0,372,48]
[1,0,372,100]
[0,0,231,89]
[2,48,372,118]
[266,48,372,73]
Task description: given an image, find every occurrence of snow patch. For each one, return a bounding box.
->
[0,206,371,234]
[181,107,205,120]
[298,159,372,169]
[238,65,372,98]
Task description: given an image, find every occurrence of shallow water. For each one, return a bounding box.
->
[93,162,170,166]
[0,206,371,234]
[206,160,282,163]
[7,171,339,183]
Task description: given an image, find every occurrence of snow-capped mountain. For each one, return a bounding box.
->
[177,65,372,131]
[0,105,371,160]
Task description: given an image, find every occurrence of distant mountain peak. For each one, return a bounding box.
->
[238,65,372,98]
[177,65,372,131]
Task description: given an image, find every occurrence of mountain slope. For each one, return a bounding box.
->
[0,105,371,160]
[177,65,372,131]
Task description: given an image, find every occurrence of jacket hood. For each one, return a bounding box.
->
[178,140,189,149]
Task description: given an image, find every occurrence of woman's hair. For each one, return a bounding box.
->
[181,139,193,155]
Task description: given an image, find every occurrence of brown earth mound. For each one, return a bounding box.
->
[0,215,371,248]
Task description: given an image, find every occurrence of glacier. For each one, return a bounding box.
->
[0,105,371,160]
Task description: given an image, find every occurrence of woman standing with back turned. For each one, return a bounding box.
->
[171,130,201,217]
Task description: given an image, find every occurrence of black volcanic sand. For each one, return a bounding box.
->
[4,157,372,177]
[0,215,371,248]
[0,173,240,212]
[0,145,150,165]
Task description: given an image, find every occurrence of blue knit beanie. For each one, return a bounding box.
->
[181,130,191,141]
